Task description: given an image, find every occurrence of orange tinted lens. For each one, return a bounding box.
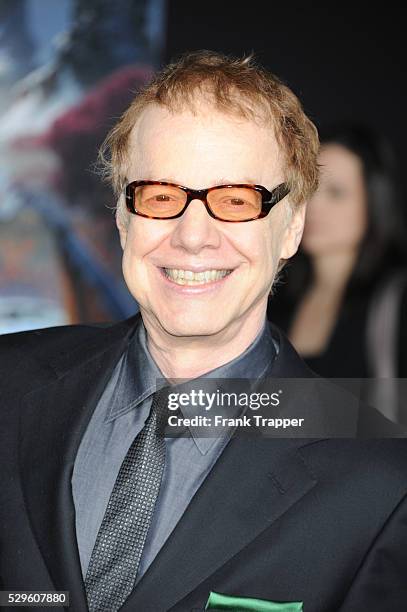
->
[208,187,262,220]
[134,184,186,218]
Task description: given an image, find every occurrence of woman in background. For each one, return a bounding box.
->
[268,124,407,419]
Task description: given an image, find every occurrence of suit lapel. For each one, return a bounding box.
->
[123,438,317,610]
[19,317,139,611]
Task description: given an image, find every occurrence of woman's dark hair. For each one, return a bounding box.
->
[279,123,407,304]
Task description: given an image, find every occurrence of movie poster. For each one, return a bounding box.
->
[0,0,165,333]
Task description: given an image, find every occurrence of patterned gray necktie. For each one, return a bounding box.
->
[84,389,168,612]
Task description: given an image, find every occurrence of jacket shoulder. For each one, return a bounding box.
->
[0,319,134,402]
[0,322,114,361]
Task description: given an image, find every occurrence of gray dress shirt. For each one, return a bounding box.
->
[71,317,277,581]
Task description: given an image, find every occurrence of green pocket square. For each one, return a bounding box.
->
[205,591,303,611]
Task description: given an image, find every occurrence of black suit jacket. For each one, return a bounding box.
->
[1,314,407,611]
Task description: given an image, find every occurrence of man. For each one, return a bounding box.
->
[1,51,406,612]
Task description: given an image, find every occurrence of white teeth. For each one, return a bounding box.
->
[163,268,232,285]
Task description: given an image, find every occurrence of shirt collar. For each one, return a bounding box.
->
[107,317,278,454]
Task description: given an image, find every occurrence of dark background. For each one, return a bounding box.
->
[165,1,406,194]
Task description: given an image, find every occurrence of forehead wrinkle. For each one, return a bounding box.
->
[129,102,277,151]
[148,176,263,187]
[126,104,285,187]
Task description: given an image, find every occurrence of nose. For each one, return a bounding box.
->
[169,198,221,254]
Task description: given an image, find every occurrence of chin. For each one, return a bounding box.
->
[156,311,229,338]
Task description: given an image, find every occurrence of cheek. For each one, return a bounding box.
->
[122,224,142,270]
[352,204,368,242]
[123,218,166,257]
[305,198,367,249]
[236,222,277,281]
[121,221,162,285]
[332,203,367,245]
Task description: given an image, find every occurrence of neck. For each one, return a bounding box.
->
[142,306,267,380]
[310,249,358,293]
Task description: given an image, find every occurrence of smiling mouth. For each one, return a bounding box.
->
[162,268,233,286]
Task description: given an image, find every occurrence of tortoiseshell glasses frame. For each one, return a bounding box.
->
[124,180,290,223]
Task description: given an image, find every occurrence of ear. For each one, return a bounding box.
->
[280,202,306,259]
[116,195,128,250]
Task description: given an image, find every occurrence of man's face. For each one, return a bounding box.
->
[117,102,304,340]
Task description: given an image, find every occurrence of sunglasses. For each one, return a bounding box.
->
[125,180,290,223]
